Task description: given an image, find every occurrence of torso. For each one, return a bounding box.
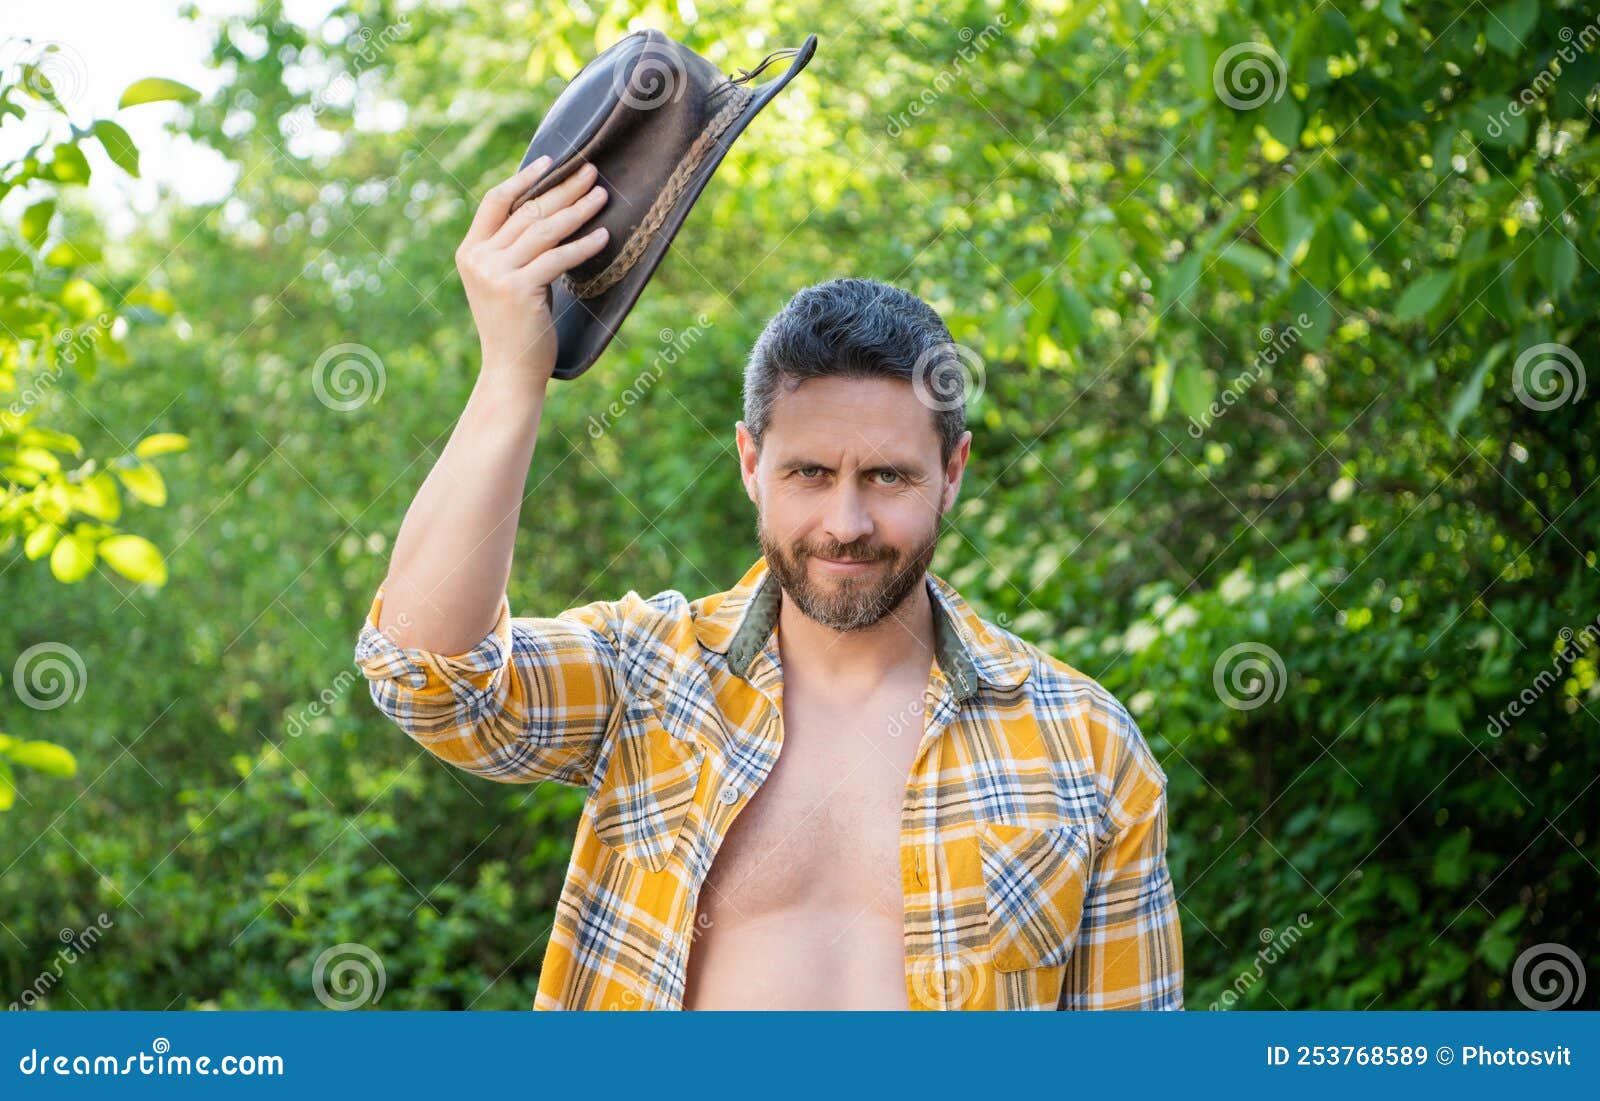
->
[682,666,930,1009]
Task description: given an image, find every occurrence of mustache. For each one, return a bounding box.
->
[803,544,892,562]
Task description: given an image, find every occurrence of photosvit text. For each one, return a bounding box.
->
[1264,1044,1575,1068]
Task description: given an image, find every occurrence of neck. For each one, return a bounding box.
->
[775,574,936,696]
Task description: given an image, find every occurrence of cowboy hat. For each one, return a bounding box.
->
[510,28,818,381]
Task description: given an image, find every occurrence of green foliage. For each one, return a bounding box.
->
[1,56,188,806]
[0,0,1594,1010]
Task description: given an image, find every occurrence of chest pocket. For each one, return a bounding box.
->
[979,821,1094,971]
[590,696,705,872]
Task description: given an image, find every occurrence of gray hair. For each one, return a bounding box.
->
[741,278,966,466]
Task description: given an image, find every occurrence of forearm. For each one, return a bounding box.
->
[376,368,547,652]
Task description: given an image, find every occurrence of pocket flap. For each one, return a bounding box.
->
[979,821,1093,971]
[590,697,703,872]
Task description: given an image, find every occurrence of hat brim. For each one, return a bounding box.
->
[546,34,818,381]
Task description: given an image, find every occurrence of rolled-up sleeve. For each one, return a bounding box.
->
[1060,701,1184,1009]
[353,585,625,788]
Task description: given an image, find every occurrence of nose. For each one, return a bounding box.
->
[819,480,873,549]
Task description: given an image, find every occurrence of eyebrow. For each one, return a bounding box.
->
[777,458,926,479]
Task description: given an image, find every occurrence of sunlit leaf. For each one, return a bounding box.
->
[92,119,140,177]
[118,77,201,108]
[115,462,167,506]
[50,527,97,582]
[134,432,189,458]
[98,533,168,585]
[7,739,79,778]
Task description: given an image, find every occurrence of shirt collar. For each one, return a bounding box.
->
[691,554,1031,700]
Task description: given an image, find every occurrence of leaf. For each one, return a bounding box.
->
[20,427,82,454]
[7,739,78,778]
[44,240,102,268]
[98,534,168,586]
[1386,875,1420,915]
[0,759,12,812]
[50,528,97,582]
[1395,270,1454,322]
[21,199,55,248]
[49,143,92,184]
[1446,341,1508,437]
[118,77,201,108]
[1161,252,1204,311]
[92,120,140,177]
[116,462,167,506]
[1149,353,1173,421]
[134,432,189,458]
[1467,98,1527,149]
[1172,362,1215,424]
[1432,829,1473,888]
[24,523,61,560]
[1424,691,1460,733]
[1488,0,1538,54]
[75,471,122,522]
[1534,234,1578,296]
[1263,94,1301,148]
[1217,240,1277,282]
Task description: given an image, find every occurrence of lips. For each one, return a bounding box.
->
[811,555,881,573]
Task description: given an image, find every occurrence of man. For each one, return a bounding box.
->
[354,156,1183,1010]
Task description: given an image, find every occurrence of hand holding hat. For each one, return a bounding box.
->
[507,27,819,382]
[455,155,613,386]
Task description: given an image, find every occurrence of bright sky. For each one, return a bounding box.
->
[1,0,341,233]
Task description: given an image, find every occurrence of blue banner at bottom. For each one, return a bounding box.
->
[5,1011,1594,1097]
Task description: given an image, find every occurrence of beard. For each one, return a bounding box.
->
[756,508,943,633]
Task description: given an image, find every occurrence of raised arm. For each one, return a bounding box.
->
[377,154,611,651]
[354,155,622,787]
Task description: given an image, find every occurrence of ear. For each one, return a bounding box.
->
[941,430,972,512]
[735,421,759,503]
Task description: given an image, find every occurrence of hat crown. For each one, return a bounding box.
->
[505,27,816,380]
[512,30,747,290]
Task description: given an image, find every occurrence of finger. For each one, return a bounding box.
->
[523,224,611,285]
[503,182,610,267]
[463,155,552,246]
[489,161,601,249]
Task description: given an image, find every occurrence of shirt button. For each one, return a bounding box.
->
[718,783,740,805]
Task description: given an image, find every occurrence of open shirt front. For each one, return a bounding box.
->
[353,554,1184,1010]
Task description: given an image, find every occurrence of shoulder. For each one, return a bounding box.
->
[987,622,1170,833]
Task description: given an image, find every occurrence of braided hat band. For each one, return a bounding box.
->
[561,84,755,301]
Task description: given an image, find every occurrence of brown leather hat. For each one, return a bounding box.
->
[510,28,818,381]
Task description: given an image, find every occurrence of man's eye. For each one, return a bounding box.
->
[874,470,901,485]
[796,466,823,478]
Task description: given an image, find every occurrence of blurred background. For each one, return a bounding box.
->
[1,0,1596,1010]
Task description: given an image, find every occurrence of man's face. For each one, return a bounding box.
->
[736,375,971,632]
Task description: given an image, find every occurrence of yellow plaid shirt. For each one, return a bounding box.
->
[354,554,1183,1010]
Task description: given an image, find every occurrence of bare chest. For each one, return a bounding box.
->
[694,685,927,924]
